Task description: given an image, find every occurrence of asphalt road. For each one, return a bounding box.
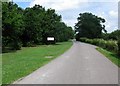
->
[14,41,118,84]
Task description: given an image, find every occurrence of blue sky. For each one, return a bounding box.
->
[14,0,119,33]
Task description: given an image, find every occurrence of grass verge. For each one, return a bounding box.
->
[2,41,73,84]
[96,47,120,67]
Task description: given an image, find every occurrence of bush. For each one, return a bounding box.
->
[79,38,86,42]
[105,40,118,52]
[118,39,120,56]
[79,38,118,53]
[98,39,106,48]
[11,41,22,50]
[92,39,99,45]
[25,42,36,47]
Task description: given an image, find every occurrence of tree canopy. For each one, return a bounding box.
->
[2,2,24,50]
[2,2,74,51]
[108,30,120,40]
[75,12,106,40]
[101,30,120,40]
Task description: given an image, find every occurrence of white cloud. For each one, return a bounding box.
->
[105,19,118,33]
[28,1,118,32]
[63,19,77,27]
[29,0,88,11]
[97,12,106,18]
[109,10,118,18]
[106,24,110,28]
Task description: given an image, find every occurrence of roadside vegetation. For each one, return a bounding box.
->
[96,47,120,67]
[74,12,120,67]
[2,2,74,52]
[2,1,74,85]
[2,1,120,85]
[79,38,118,53]
[2,41,73,84]
[79,37,120,67]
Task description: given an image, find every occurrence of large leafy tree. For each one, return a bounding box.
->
[41,8,62,44]
[21,5,46,46]
[22,5,63,45]
[2,2,24,50]
[2,2,74,51]
[75,12,106,39]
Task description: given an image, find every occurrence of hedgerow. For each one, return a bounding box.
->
[118,39,120,56]
[79,38,118,53]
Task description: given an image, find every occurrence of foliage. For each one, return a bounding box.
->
[75,12,106,39]
[101,33,110,40]
[101,30,120,40]
[108,30,120,40]
[2,2,74,51]
[118,39,120,56]
[21,5,45,46]
[79,38,118,53]
[2,2,24,50]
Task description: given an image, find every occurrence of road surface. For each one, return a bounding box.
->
[14,41,118,84]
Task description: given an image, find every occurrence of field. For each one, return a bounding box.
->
[2,41,73,84]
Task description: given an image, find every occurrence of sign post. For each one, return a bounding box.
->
[46,37,55,44]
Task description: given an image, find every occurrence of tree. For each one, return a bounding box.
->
[2,2,74,52]
[22,6,63,45]
[21,5,46,46]
[53,22,74,42]
[75,12,106,39]
[108,30,120,40]
[41,8,61,44]
[2,2,24,50]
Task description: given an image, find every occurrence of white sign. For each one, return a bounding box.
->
[47,37,54,41]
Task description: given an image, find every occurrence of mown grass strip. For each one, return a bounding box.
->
[2,41,73,84]
[96,47,120,67]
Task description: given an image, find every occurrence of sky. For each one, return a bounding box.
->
[13,0,119,33]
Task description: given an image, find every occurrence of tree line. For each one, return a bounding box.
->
[74,12,120,55]
[2,2,74,51]
[75,12,120,40]
[101,30,120,40]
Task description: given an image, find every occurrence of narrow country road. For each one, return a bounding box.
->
[14,41,118,84]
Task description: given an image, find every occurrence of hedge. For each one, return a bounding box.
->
[79,38,118,53]
[118,39,120,56]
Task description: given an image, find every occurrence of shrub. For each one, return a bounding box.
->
[98,39,106,49]
[105,40,118,52]
[92,39,99,45]
[118,39,120,56]
[25,42,36,47]
[8,40,22,50]
[14,42,22,50]
[79,38,87,42]
[79,37,118,53]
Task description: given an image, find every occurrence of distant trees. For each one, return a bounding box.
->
[101,30,120,40]
[2,2,74,51]
[75,12,106,40]
[108,30,120,40]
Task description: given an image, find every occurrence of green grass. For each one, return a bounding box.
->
[96,47,120,67]
[2,41,73,84]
